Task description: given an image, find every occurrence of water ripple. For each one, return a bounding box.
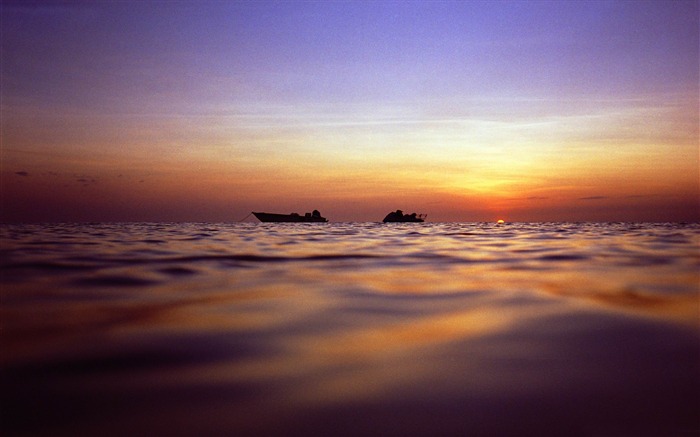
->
[1,222,698,437]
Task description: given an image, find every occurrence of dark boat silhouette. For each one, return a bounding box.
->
[253,210,328,223]
[383,210,425,223]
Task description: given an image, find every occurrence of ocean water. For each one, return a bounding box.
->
[1,222,699,436]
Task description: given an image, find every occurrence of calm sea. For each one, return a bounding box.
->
[1,222,699,436]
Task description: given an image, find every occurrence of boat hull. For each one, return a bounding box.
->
[383,217,424,223]
[383,211,425,223]
[252,212,328,223]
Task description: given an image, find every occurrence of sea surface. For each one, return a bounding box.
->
[1,222,699,436]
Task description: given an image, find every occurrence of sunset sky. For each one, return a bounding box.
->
[2,0,698,223]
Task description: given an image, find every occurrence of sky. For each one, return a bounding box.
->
[1,0,698,223]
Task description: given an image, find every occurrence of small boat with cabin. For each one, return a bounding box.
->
[383,210,425,223]
[253,210,328,223]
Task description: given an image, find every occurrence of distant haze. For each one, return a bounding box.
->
[2,1,698,222]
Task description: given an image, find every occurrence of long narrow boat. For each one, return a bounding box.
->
[252,210,328,223]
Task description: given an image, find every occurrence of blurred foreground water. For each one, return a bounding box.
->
[1,222,699,436]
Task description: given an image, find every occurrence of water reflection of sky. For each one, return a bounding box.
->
[1,223,698,435]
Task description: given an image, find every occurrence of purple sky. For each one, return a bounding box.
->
[2,1,698,222]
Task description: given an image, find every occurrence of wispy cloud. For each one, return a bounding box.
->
[579,196,608,201]
[74,174,98,186]
[15,171,29,177]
